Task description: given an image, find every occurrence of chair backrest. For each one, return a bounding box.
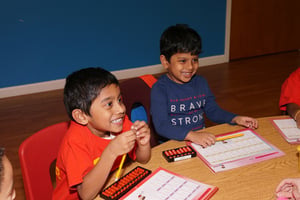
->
[120,75,159,147]
[19,121,69,200]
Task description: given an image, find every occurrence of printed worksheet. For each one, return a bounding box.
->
[188,129,284,173]
[121,167,218,200]
[272,118,300,144]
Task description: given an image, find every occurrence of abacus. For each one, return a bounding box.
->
[162,145,196,162]
[100,166,151,200]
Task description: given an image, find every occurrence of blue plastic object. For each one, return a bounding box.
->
[131,105,148,123]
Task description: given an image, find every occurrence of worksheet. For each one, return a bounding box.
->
[121,167,218,200]
[188,129,284,173]
[272,118,300,144]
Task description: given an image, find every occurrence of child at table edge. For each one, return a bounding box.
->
[150,24,258,148]
[0,147,16,200]
[276,67,300,199]
[53,67,151,200]
[279,67,300,128]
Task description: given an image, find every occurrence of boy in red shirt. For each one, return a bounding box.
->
[53,67,151,199]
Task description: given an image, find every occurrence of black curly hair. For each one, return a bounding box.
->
[63,67,119,121]
[160,24,202,62]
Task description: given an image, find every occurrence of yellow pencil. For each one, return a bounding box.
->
[115,154,127,181]
[216,133,244,141]
[297,146,300,172]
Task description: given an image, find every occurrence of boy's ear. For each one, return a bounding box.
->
[160,55,169,70]
[72,109,88,125]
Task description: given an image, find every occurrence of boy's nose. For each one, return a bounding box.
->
[115,103,126,114]
[187,61,194,69]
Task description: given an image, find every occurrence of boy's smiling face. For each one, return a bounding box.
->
[78,84,126,137]
[161,52,199,84]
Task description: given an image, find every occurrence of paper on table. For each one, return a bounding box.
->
[272,118,300,144]
[120,167,218,200]
[188,129,284,173]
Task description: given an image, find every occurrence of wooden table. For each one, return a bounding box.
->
[97,116,300,200]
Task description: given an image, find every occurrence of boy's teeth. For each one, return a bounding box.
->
[112,118,122,123]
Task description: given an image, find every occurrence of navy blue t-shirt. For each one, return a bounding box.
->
[150,74,237,140]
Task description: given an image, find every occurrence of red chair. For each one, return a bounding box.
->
[19,121,69,200]
[120,75,160,147]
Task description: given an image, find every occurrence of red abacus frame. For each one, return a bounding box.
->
[100,166,151,200]
[162,145,196,162]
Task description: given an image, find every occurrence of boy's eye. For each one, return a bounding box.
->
[118,97,123,103]
[179,59,186,63]
[193,58,199,62]
[105,102,113,107]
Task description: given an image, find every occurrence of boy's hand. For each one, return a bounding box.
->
[232,116,258,129]
[108,130,137,157]
[132,120,151,146]
[295,114,300,128]
[297,120,300,129]
[276,178,300,199]
[186,131,215,148]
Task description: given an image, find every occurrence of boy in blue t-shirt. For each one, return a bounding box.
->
[151,24,258,147]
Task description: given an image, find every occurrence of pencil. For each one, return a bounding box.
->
[297,145,300,172]
[216,133,244,141]
[115,154,127,181]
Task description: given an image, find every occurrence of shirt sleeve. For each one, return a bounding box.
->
[279,67,300,111]
[63,141,94,188]
[151,84,190,141]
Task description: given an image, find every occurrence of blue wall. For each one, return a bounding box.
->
[0,0,227,88]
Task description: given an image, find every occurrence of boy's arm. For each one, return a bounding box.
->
[135,143,151,163]
[77,130,137,200]
[231,116,258,129]
[132,120,151,163]
[287,103,300,128]
[287,103,300,119]
[185,130,215,147]
[77,147,117,200]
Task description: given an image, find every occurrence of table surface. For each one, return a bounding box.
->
[97,116,300,200]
